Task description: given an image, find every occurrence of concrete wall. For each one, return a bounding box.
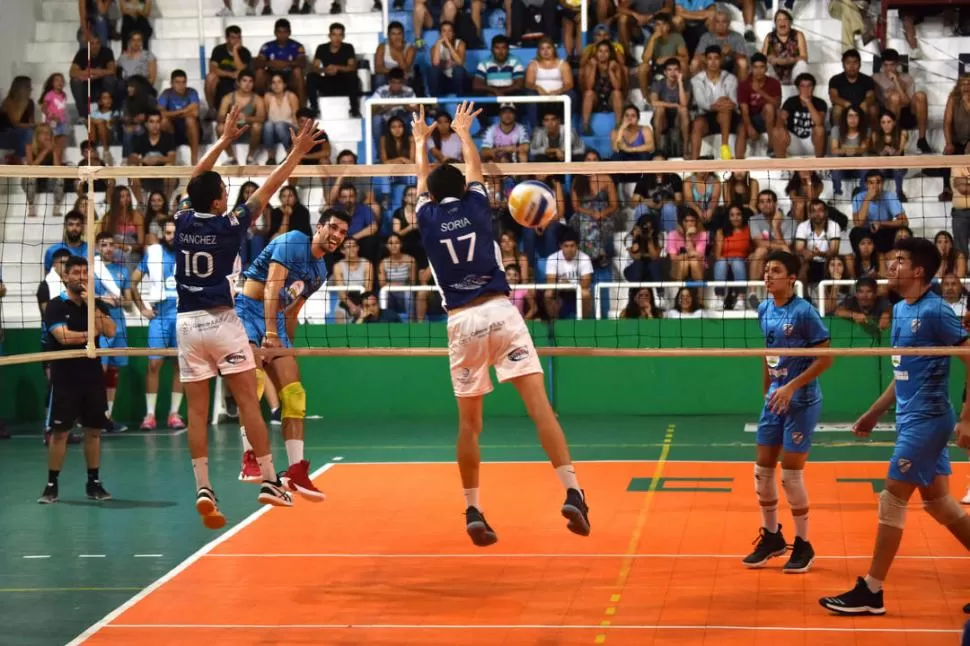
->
[0,2,38,94]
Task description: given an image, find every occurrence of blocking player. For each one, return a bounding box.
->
[410,101,590,547]
[131,219,185,431]
[820,237,970,615]
[38,256,116,504]
[174,105,323,527]
[235,204,351,499]
[95,232,132,432]
[744,250,832,573]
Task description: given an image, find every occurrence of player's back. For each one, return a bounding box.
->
[758,296,830,403]
[417,182,509,311]
[174,203,248,313]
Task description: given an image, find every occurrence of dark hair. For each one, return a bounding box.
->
[839,104,869,143]
[427,163,466,202]
[774,8,793,22]
[491,34,510,48]
[65,256,88,272]
[275,18,292,31]
[96,231,114,243]
[765,249,800,277]
[337,149,358,162]
[238,69,255,82]
[842,48,861,62]
[623,288,659,319]
[51,248,73,263]
[145,108,161,120]
[750,52,767,65]
[663,57,680,70]
[234,181,259,208]
[338,182,358,196]
[674,287,701,313]
[809,198,827,213]
[387,20,404,32]
[654,11,671,23]
[704,45,722,57]
[64,210,84,224]
[170,69,187,81]
[329,22,345,33]
[319,208,352,226]
[853,233,879,277]
[381,115,410,161]
[794,72,816,88]
[388,67,406,81]
[934,230,960,275]
[144,190,168,233]
[855,276,878,291]
[758,189,778,202]
[721,205,749,236]
[187,170,224,214]
[440,20,455,30]
[881,48,900,63]
[296,107,315,120]
[559,227,579,245]
[225,25,242,37]
[864,169,883,181]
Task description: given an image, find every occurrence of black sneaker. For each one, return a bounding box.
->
[86,480,112,501]
[288,1,300,12]
[261,3,272,13]
[917,137,932,154]
[329,0,340,12]
[561,488,590,536]
[195,487,226,530]
[465,506,498,547]
[783,536,815,573]
[819,577,886,615]
[258,479,294,507]
[741,525,787,568]
[38,482,58,504]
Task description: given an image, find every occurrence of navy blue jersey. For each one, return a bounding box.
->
[173,198,251,313]
[758,295,830,404]
[416,182,509,310]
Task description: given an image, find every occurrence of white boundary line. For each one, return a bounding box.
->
[65,462,336,645]
[333,459,906,465]
[203,552,970,560]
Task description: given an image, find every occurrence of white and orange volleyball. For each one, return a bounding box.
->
[508,180,558,229]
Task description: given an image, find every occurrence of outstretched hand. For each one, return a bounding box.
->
[450,100,482,138]
[289,118,328,158]
[220,104,249,143]
[411,105,434,143]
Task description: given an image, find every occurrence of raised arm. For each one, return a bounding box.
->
[450,101,484,185]
[411,105,433,196]
[247,118,329,213]
[191,104,249,178]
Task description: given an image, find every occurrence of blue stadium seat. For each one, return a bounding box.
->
[581,136,613,158]
[536,256,547,280]
[590,113,615,137]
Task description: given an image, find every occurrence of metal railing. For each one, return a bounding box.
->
[594,281,806,320]
[818,277,970,316]
[379,283,583,319]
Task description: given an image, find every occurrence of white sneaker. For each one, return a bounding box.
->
[961,486,970,505]
[216,7,233,16]
[909,46,924,60]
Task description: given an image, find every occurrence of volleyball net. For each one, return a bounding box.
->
[0,154,968,370]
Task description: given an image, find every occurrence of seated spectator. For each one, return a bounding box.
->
[794,198,842,285]
[849,232,881,279]
[828,48,877,130]
[80,0,112,47]
[622,218,663,281]
[120,0,153,51]
[505,264,539,320]
[525,38,574,121]
[851,171,909,255]
[785,170,823,223]
[332,238,375,321]
[621,287,663,319]
[638,13,688,89]
[22,124,65,218]
[689,46,738,161]
[612,104,655,164]
[872,49,930,153]
[128,109,176,202]
[772,73,826,159]
[266,186,312,240]
[428,22,468,97]
[289,108,331,186]
[581,40,625,133]
[829,0,877,50]
[255,19,308,106]
[374,21,417,90]
[70,35,117,121]
[327,150,380,213]
[481,103,530,162]
[941,272,968,319]
[522,173,567,261]
[392,186,425,269]
[44,212,88,272]
[89,91,118,163]
[371,68,417,146]
[941,76,970,202]
[760,9,808,84]
[830,104,870,197]
[262,73,299,164]
[499,230,531,280]
[143,190,168,245]
[336,183,380,262]
[529,111,584,162]
[379,234,417,320]
[712,204,751,309]
[76,140,116,198]
[380,116,415,164]
[428,111,463,162]
[545,230,594,319]
[935,230,967,279]
[205,26,252,118]
[666,286,704,318]
[693,8,749,80]
[683,170,720,227]
[571,150,619,278]
[614,0,668,65]
[735,53,780,159]
[413,0,459,48]
[821,255,851,314]
[487,175,514,233]
[510,0,559,47]
[667,210,707,281]
[835,276,891,331]
[98,186,146,268]
[560,0,584,62]
[582,24,624,67]
[217,70,265,165]
[355,292,402,324]
[631,163,683,233]
[747,189,794,278]
[473,36,525,125]
[40,74,68,160]
[117,31,157,96]
[672,0,716,56]
[121,76,157,156]
[951,146,970,253]
[870,110,908,201]
[157,70,201,164]
[649,58,691,158]
[722,170,759,212]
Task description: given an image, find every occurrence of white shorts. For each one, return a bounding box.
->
[176,309,256,383]
[446,296,543,398]
[786,133,817,157]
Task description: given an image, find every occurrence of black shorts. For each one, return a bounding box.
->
[702,110,741,133]
[48,374,108,432]
[170,117,200,146]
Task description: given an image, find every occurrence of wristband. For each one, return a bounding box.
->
[266,331,279,338]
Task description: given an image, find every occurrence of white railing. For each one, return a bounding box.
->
[594,281,806,320]
[299,285,368,324]
[818,277,970,316]
[379,283,584,319]
[363,95,574,165]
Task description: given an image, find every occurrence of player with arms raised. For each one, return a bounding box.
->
[744,250,833,573]
[820,237,970,615]
[411,101,590,546]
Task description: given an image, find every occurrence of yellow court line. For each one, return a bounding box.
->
[594,424,675,643]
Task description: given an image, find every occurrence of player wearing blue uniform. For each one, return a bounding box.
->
[821,237,970,615]
[410,101,590,547]
[744,250,833,573]
[94,232,132,432]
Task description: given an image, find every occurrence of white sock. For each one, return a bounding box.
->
[256,454,276,482]
[169,392,183,414]
[555,464,580,492]
[240,427,254,452]
[106,400,114,417]
[793,513,809,540]
[191,457,211,490]
[145,393,157,416]
[464,488,480,510]
[284,439,304,465]
[864,574,883,593]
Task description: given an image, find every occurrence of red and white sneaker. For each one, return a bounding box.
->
[238,450,262,482]
[140,414,157,430]
[168,413,186,430]
[282,460,325,502]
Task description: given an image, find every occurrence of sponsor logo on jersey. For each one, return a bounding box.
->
[783,323,794,337]
[766,355,780,368]
[508,347,529,362]
[891,355,901,368]
[911,319,921,333]
[450,276,492,290]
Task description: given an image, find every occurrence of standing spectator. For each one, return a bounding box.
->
[308,22,360,117]
[850,170,908,254]
[690,46,738,160]
[44,211,88,272]
[712,204,751,309]
[373,21,417,89]
[772,73,827,159]
[157,70,201,164]
[693,8,750,80]
[828,49,877,130]
[870,109,909,201]
[94,233,132,433]
[951,147,970,255]
[638,12,689,88]
[935,231,967,279]
[128,109,176,203]
[120,0,153,51]
[616,0,671,64]
[872,49,931,153]
[760,9,808,84]
[117,31,157,90]
[481,104,530,162]
[735,53,780,159]
[545,229,594,320]
[529,111,584,162]
[262,73,299,164]
[581,40,625,134]
[217,70,265,165]
[525,38,574,122]
[205,26,253,118]
[830,105,870,197]
[69,35,117,121]
[40,74,69,159]
[22,125,66,219]
[473,36,525,126]
[793,199,842,285]
[428,21,468,97]
[834,276,891,331]
[649,58,691,158]
[254,18,308,106]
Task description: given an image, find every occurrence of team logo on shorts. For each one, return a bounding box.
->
[911,319,921,333]
[783,323,795,337]
[891,354,902,368]
[455,368,472,384]
[898,458,912,473]
[791,432,803,445]
[508,347,530,362]
[225,352,247,365]
[766,355,780,368]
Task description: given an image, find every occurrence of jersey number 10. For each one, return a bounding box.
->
[180,250,215,278]
[440,232,476,264]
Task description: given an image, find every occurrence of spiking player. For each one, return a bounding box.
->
[174,105,325,527]
[744,250,833,573]
[821,237,970,615]
[410,101,590,547]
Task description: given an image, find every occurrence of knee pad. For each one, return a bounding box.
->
[781,468,808,511]
[279,382,306,420]
[104,366,119,389]
[754,464,778,502]
[877,489,909,529]
[924,495,966,527]
[255,368,266,402]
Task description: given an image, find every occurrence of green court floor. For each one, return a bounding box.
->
[0,415,941,646]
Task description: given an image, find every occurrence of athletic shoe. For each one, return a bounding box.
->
[195,487,226,530]
[819,577,886,615]
[215,6,233,16]
[140,414,157,430]
[258,479,294,507]
[167,413,186,430]
[742,525,788,568]
[561,488,590,536]
[961,484,970,505]
[962,619,970,646]
[86,480,112,501]
[465,506,498,546]
[37,482,58,504]
[720,144,733,160]
[783,536,815,573]
[281,460,325,501]
[238,450,262,482]
[270,408,282,425]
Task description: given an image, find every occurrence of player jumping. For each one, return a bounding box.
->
[744,250,832,573]
[820,237,970,615]
[410,101,590,546]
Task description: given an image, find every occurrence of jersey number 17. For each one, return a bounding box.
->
[441,232,476,264]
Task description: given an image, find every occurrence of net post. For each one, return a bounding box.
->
[197,0,207,79]
[80,165,97,359]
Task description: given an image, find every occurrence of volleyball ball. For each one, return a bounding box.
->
[508,180,558,229]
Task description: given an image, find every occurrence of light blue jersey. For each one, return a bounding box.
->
[139,244,178,358]
[97,261,130,367]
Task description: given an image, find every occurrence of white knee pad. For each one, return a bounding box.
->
[878,489,908,529]
[781,469,808,511]
[924,496,966,527]
[754,464,778,502]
